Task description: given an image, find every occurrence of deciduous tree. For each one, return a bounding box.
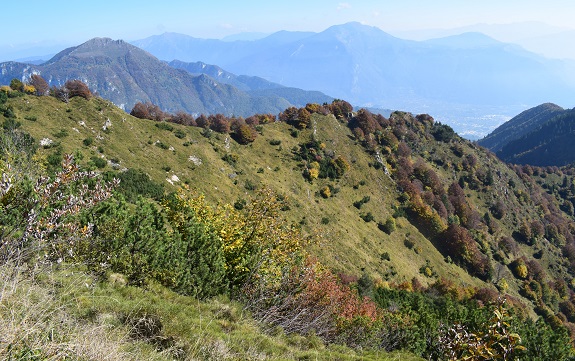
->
[29,74,49,96]
[65,79,92,100]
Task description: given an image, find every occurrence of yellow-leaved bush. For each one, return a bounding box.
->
[164,187,311,290]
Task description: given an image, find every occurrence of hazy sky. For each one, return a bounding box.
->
[3,0,574,48]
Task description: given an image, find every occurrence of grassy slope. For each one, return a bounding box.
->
[9,95,481,290]
[6,93,575,357]
[11,94,575,312]
[1,264,422,360]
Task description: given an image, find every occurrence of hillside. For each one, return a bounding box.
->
[479,103,575,166]
[1,91,572,292]
[3,90,575,359]
[497,109,575,166]
[0,38,316,116]
[478,102,565,153]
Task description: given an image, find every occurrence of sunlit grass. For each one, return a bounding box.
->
[0,262,423,360]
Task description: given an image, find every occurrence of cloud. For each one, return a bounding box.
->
[337,2,351,10]
[220,23,234,29]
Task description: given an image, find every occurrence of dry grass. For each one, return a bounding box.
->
[0,261,424,361]
[0,263,138,360]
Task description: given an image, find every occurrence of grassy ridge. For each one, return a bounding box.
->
[8,95,481,289]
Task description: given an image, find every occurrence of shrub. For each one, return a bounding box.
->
[9,78,23,91]
[82,137,94,146]
[244,179,257,191]
[234,124,258,144]
[360,212,374,222]
[244,257,379,347]
[155,141,169,150]
[438,301,525,360]
[163,195,227,298]
[106,168,164,202]
[90,156,107,169]
[65,80,92,99]
[0,154,117,263]
[174,129,186,139]
[155,122,174,132]
[440,224,492,280]
[353,196,371,209]
[431,123,456,142]
[404,237,416,249]
[511,258,529,279]
[379,217,396,234]
[130,102,164,121]
[29,74,49,96]
[320,186,331,198]
[209,114,231,133]
[23,85,36,94]
[234,198,246,210]
[222,153,239,166]
[53,129,69,138]
[172,188,309,290]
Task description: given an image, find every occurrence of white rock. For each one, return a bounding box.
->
[40,138,53,146]
[188,155,202,166]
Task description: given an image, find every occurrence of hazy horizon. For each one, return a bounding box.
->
[2,0,575,61]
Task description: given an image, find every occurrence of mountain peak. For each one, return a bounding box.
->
[76,37,133,51]
[315,22,400,46]
[83,37,121,44]
[424,32,503,48]
[46,37,141,65]
[323,22,395,37]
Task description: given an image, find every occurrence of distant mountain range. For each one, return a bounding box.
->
[2,22,574,139]
[0,38,332,116]
[393,21,575,60]
[478,103,575,166]
[167,60,333,106]
[132,22,575,113]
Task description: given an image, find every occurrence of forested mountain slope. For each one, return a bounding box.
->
[479,103,575,166]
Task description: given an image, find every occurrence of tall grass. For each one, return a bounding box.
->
[0,263,138,360]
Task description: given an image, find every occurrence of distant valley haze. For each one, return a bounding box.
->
[2,0,574,139]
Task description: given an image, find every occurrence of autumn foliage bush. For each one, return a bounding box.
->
[65,80,92,100]
[440,224,492,280]
[243,257,384,347]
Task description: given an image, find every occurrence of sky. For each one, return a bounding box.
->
[2,0,574,59]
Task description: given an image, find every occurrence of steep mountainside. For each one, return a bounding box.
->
[497,109,575,166]
[5,91,575,357]
[479,103,575,166]
[478,103,565,153]
[5,93,575,302]
[0,38,318,116]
